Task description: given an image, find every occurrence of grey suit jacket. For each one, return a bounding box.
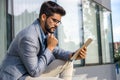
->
[0,19,72,80]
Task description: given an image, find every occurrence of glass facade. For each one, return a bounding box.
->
[57,0,83,65]
[58,0,114,65]
[13,0,41,36]
[82,0,99,64]
[12,0,56,36]
[82,0,113,64]
[0,0,114,66]
[99,8,114,63]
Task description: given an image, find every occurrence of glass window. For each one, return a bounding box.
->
[0,0,7,65]
[82,0,99,64]
[99,8,114,63]
[57,0,83,65]
[58,0,114,65]
[13,0,51,36]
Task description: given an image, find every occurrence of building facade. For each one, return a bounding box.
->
[0,0,116,80]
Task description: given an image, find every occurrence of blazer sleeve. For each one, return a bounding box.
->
[19,36,55,77]
[53,47,73,60]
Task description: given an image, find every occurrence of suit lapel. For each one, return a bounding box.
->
[34,19,45,54]
[34,19,43,45]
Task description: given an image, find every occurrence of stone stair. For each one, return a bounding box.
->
[72,74,98,80]
[73,74,87,80]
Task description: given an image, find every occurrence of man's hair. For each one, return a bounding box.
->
[39,1,66,18]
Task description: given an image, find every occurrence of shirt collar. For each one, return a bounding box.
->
[38,20,47,42]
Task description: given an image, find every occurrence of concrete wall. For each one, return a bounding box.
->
[74,64,116,80]
[0,0,7,65]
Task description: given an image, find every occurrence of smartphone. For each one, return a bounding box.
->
[70,38,93,61]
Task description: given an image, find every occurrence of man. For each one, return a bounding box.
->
[0,1,87,80]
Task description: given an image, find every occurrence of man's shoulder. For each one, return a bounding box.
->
[14,19,40,43]
[21,19,40,35]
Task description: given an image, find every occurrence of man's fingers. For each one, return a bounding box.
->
[79,51,86,57]
[75,47,87,60]
[81,49,86,54]
[79,48,87,59]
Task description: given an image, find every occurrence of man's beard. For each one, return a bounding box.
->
[45,20,56,34]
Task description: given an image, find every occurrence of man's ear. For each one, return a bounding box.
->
[41,14,47,21]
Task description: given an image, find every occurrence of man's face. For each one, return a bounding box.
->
[44,13,62,34]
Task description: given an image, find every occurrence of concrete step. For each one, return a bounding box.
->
[72,74,87,80]
[87,77,98,80]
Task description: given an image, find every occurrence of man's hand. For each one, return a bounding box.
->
[70,47,87,60]
[76,47,87,60]
[47,33,58,51]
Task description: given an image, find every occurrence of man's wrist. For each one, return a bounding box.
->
[70,52,75,58]
[72,52,75,56]
[47,46,54,52]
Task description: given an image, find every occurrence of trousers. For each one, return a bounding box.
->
[25,59,73,80]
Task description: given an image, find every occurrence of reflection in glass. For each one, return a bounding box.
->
[100,8,114,63]
[82,0,99,64]
[57,0,82,51]
[57,0,83,65]
[13,0,51,36]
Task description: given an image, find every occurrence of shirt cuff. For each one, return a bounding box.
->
[44,48,55,65]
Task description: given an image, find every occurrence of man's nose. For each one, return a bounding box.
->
[54,23,58,28]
